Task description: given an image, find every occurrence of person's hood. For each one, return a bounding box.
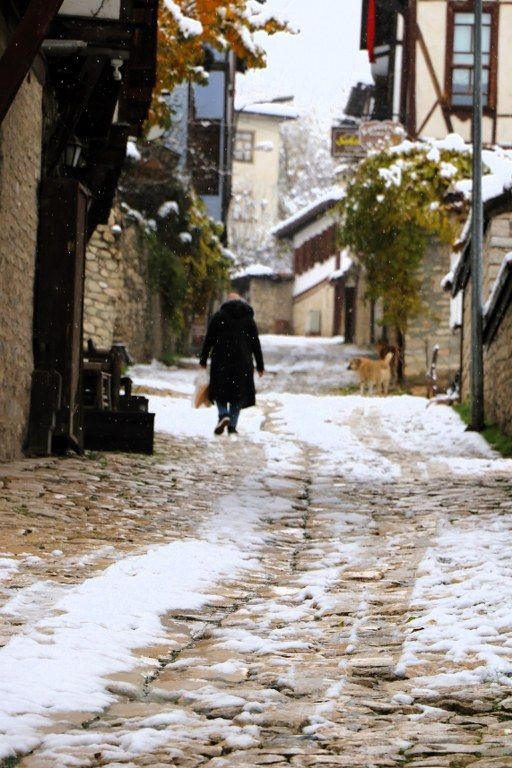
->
[220,299,254,319]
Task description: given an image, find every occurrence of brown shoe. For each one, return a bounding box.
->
[214,417,230,435]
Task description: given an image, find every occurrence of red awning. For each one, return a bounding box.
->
[367,0,376,63]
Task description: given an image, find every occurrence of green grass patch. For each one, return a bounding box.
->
[160,352,185,367]
[454,403,512,457]
[0,757,23,767]
[327,384,413,397]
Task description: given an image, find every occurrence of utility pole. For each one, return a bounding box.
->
[469,0,485,431]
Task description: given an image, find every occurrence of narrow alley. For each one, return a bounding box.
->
[1,338,511,767]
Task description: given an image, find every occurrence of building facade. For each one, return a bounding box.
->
[0,11,44,461]
[273,195,360,339]
[231,268,294,335]
[360,0,512,145]
[0,0,157,460]
[228,102,298,266]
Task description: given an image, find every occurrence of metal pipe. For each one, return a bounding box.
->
[470,0,485,430]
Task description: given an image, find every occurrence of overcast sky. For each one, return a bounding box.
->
[236,0,372,123]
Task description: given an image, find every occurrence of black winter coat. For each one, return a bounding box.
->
[199,299,264,408]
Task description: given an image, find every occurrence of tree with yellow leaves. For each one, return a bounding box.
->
[149,0,289,126]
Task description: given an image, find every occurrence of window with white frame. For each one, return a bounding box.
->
[234,130,254,163]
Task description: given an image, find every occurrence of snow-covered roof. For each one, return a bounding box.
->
[232,263,293,280]
[236,102,299,120]
[272,189,345,240]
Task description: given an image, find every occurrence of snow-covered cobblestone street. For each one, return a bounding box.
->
[1,338,512,767]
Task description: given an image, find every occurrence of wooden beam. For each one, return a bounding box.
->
[415,22,454,135]
[0,0,65,125]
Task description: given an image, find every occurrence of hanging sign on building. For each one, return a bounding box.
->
[358,120,405,151]
[331,126,364,159]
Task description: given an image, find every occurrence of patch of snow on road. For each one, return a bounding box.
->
[269,393,402,482]
[0,536,258,759]
[130,360,195,395]
[398,516,512,687]
[147,393,265,440]
[259,334,344,347]
[132,352,510,481]
[0,556,18,583]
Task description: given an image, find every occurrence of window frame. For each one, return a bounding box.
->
[445,1,499,115]
[234,130,255,163]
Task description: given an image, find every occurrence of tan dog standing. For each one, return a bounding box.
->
[347,352,393,395]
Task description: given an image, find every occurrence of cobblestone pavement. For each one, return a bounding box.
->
[1,382,512,765]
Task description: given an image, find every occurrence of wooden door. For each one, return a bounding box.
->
[32,178,90,453]
[333,280,344,336]
[344,286,356,344]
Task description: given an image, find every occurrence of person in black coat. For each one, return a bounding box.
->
[199,293,265,435]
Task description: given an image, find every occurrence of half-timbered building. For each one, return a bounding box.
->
[360,0,512,145]
[273,194,371,340]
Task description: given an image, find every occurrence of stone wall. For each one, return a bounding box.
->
[351,244,459,378]
[0,18,43,461]
[462,273,512,436]
[247,278,294,335]
[404,240,460,381]
[113,222,165,362]
[83,210,166,362]
[483,213,512,299]
[460,212,512,405]
[83,211,123,350]
[484,301,512,435]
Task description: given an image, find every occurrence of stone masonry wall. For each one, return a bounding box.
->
[0,18,43,461]
[463,274,512,436]
[83,210,165,362]
[405,240,460,382]
[484,301,512,435]
[249,278,294,335]
[113,223,165,362]
[460,212,512,407]
[483,213,512,299]
[83,210,123,350]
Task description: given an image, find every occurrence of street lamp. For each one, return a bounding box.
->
[64,135,85,169]
[470,0,484,431]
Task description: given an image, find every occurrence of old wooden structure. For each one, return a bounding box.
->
[0,0,158,457]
